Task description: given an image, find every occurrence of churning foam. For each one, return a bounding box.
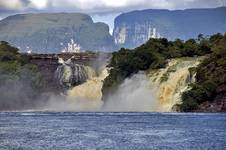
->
[147,57,203,111]
[65,67,109,111]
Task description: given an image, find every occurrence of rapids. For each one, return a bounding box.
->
[147,57,203,111]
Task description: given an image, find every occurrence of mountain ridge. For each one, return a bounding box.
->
[0,13,116,53]
[113,7,226,48]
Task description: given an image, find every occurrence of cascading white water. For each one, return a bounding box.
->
[55,57,96,88]
[65,67,108,111]
[147,57,203,111]
[46,57,108,111]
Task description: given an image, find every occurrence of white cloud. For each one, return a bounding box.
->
[46,0,225,11]
[0,0,24,10]
[46,0,175,11]
[30,0,48,9]
[0,0,224,12]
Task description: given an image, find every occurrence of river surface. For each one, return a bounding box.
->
[0,112,226,150]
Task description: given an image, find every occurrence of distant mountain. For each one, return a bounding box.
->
[0,13,116,53]
[113,7,226,48]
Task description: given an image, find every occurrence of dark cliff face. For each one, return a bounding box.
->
[30,53,111,92]
[194,84,226,112]
[0,13,116,53]
[113,7,226,48]
[29,53,96,91]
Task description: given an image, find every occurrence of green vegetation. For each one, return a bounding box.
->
[102,35,212,100]
[179,33,226,111]
[0,41,43,110]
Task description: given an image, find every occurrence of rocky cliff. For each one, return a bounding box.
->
[0,13,116,53]
[29,53,110,92]
[113,7,226,48]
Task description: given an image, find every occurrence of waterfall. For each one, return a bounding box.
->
[65,67,109,111]
[44,56,109,111]
[44,56,108,111]
[67,67,108,100]
[147,57,203,111]
[52,56,202,112]
[55,57,96,88]
[102,57,202,112]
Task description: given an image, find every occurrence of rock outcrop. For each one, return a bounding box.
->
[29,52,111,92]
[55,57,96,89]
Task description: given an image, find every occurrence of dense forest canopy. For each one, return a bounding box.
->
[179,33,226,111]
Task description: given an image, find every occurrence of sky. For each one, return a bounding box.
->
[0,0,225,34]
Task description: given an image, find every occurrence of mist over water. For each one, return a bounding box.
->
[42,72,158,112]
[0,67,46,111]
[42,94,103,112]
[103,73,157,112]
[40,68,158,112]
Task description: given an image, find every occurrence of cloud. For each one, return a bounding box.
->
[0,0,49,10]
[0,0,224,13]
[0,0,25,10]
[30,0,48,9]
